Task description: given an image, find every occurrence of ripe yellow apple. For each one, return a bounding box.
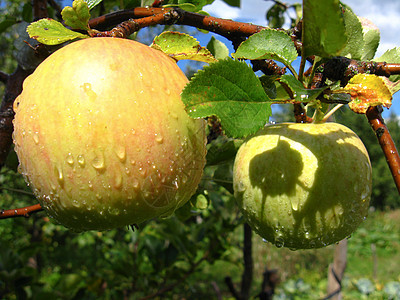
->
[13,37,206,231]
[233,122,372,249]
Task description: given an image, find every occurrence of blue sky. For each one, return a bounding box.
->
[204,0,400,118]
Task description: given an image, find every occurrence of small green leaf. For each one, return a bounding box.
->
[302,0,347,58]
[207,36,229,60]
[151,31,216,63]
[278,75,326,102]
[233,28,298,66]
[27,19,89,45]
[359,17,380,60]
[339,7,363,60]
[61,0,91,31]
[182,59,272,138]
[193,194,209,209]
[85,0,103,10]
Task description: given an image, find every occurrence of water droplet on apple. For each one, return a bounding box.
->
[32,132,39,145]
[132,178,140,190]
[77,155,86,167]
[155,133,163,144]
[54,165,64,187]
[66,153,74,166]
[113,172,123,190]
[92,152,105,172]
[291,199,299,211]
[72,199,80,207]
[115,146,126,162]
[138,167,146,177]
[274,236,285,248]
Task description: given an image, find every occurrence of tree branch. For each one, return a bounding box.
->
[0,71,8,83]
[366,106,400,193]
[89,7,265,43]
[0,66,32,168]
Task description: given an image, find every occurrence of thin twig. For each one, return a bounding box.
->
[366,106,400,194]
[0,203,43,219]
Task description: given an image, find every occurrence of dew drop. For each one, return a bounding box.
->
[72,199,80,207]
[138,167,146,178]
[274,236,285,248]
[66,153,74,166]
[291,199,299,211]
[92,152,105,172]
[54,165,64,187]
[77,155,86,167]
[132,178,140,190]
[32,132,39,144]
[113,172,123,190]
[155,134,164,144]
[115,146,126,162]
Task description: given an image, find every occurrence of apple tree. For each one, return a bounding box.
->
[1,0,400,298]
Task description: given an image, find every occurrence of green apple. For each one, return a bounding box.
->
[233,122,372,249]
[13,37,206,231]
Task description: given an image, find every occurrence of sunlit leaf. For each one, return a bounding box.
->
[207,36,229,60]
[182,59,271,138]
[151,31,216,63]
[27,18,89,45]
[61,0,90,31]
[302,0,347,57]
[339,6,363,60]
[359,17,380,61]
[233,28,298,66]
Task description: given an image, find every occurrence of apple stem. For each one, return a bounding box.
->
[0,203,43,219]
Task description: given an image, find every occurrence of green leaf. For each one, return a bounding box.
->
[278,75,326,102]
[207,36,229,60]
[266,2,286,28]
[151,31,216,63]
[0,16,17,34]
[27,19,89,45]
[61,0,91,31]
[302,0,347,58]
[182,59,272,138]
[206,135,243,166]
[222,0,240,7]
[339,6,363,60]
[85,0,103,10]
[373,47,400,82]
[359,17,380,60]
[232,29,298,66]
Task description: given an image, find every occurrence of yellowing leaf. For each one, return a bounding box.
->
[345,74,392,114]
[151,31,217,63]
